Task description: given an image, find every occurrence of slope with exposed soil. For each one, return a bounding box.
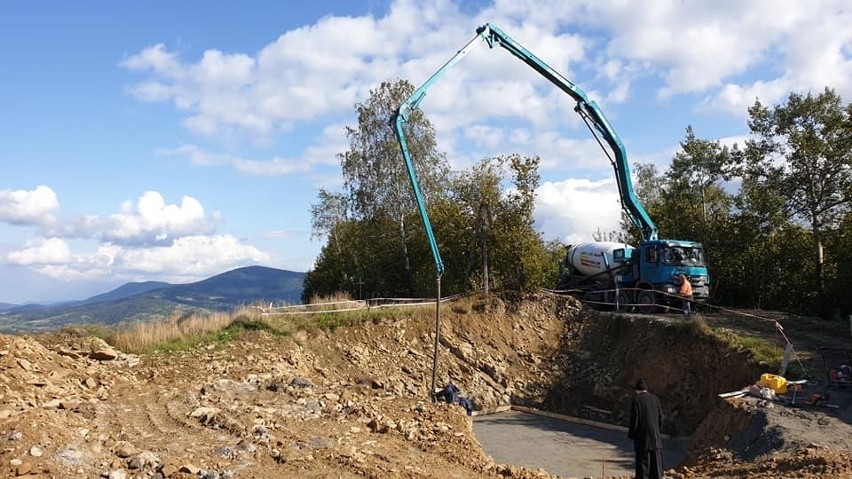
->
[1,294,851,479]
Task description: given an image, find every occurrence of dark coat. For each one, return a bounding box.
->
[628,391,663,452]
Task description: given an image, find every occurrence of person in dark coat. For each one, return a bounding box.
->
[628,378,664,479]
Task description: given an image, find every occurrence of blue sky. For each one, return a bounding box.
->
[1,0,850,304]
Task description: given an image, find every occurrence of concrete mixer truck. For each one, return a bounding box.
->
[559,240,709,312]
[393,23,710,312]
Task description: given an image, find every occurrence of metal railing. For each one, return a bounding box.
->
[258,293,470,317]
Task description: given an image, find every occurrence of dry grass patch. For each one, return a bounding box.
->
[111,307,265,353]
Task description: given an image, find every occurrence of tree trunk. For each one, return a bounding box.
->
[483,240,489,296]
[398,214,412,289]
[812,220,825,300]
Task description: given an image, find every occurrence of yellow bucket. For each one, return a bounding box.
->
[759,373,787,394]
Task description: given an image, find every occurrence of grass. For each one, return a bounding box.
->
[700,323,808,378]
[108,307,271,353]
[262,302,435,332]
[667,315,713,336]
[717,331,783,366]
[663,314,799,378]
[78,293,457,354]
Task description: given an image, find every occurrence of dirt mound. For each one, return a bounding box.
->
[1,295,851,478]
[681,394,852,476]
[0,296,571,479]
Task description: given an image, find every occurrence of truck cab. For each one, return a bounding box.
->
[638,240,710,304]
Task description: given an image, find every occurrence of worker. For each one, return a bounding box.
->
[628,379,664,479]
[436,382,459,404]
[679,274,693,320]
[435,382,473,415]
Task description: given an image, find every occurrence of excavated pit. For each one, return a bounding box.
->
[538,307,760,436]
[464,295,852,477]
[461,296,763,475]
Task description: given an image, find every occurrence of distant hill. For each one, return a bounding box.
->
[84,280,172,304]
[137,266,305,310]
[1,281,174,316]
[0,266,305,333]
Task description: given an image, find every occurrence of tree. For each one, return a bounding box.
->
[451,159,502,291]
[628,130,740,304]
[339,79,449,286]
[668,126,732,234]
[307,79,450,299]
[745,88,852,300]
[310,189,348,256]
[825,212,852,316]
[488,154,552,291]
[438,154,553,293]
[622,162,664,245]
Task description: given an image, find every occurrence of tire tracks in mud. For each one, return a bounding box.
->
[94,361,246,464]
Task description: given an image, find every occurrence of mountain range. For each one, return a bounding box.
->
[0,266,305,333]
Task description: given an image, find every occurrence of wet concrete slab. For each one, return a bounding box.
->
[473,410,688,478]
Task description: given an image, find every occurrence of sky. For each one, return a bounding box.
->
[1,0,851,304]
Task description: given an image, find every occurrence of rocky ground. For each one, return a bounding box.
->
[1,295,851,478]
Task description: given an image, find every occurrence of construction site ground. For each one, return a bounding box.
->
[1,294,852,479]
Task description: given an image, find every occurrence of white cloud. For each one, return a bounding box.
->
[121,0,852,138]
[120,1,596,178]
[117,0,852,253]
[157,144,320,176]
[1,185,283,286]
[101,191,211,244]
[233,157,311,176]
[121,43,180,74]
[0,186,60,226]
[7,237,70,265]
[7,234,272,283]
[708,79,794,116]
[717,135,749,150]
[113,235,271,278]
[121,14,400,139]
[535,178,622,244]
[45,191,214,245]
[157,144,232,167]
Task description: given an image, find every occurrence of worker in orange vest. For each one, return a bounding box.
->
[679,274,693,320]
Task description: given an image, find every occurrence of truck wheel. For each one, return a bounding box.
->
[636,290,656,314]
[615,291,632,313]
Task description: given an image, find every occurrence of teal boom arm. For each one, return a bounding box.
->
[393,33,483,278]
[393,23,658,277]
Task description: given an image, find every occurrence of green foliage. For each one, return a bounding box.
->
[263,305,436,335]
[823,212,852,317]
[306,81,557,298]
[306,79,852,318]
[742,88,852,304]
[306,79,451,299]
[341,79,449,221]
[631,94,852,317]
[709,328,785,371]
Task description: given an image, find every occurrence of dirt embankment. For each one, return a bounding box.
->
[541,311,761,435]
[1,294,851,479]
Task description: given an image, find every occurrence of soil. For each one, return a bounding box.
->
[1,294,851,479]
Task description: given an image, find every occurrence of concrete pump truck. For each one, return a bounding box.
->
[394,23,710,313]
